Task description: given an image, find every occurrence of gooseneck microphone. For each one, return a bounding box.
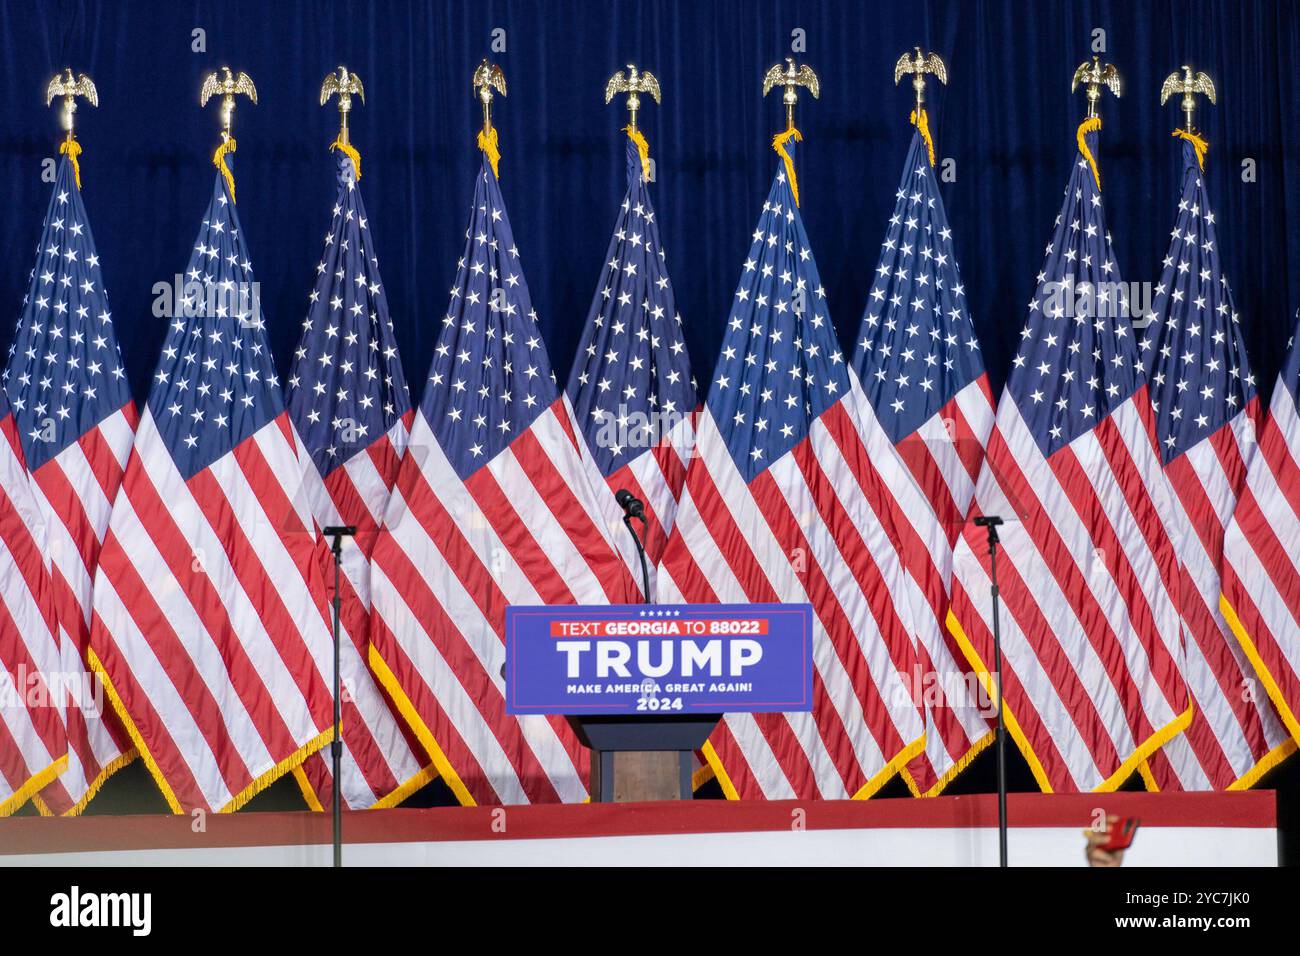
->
[615,488,646,521]
[614,488,652,603]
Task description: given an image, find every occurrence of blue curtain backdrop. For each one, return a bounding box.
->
[1,0,1299,430]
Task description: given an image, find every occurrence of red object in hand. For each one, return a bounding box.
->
[1100,816,1141,852]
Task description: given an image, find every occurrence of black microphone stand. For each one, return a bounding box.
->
[615,490,653,603]
[974,514,1008,868]
[624,515,652,604]
[322,524,356,868]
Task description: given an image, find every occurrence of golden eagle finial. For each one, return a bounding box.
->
[320,66,365,148]
[46,68,97,142]
[605,63,661,133]
[1071,56,1121,119]
[893,47,947,114]
[472,58,507,134]
[1160,65,1215,133]
[200,66,258,143]
[762,57,819,131]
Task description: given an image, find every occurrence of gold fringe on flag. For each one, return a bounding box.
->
[30,748,140,817]
[60,747,137,816]
[1076,116,1102,191]
[772,125,803,207]
[331,137,362,180]
[900,728,997,798]
[947,607,1193,792]
[1229,738,1297,790]
[59,137,83,189]
[478,125,501,179]
[910,108,936,167]
[86,646,184,814]
[221,727,334,813]
[1172,127,1209,171]
[691,760,716,792]
[87,644,333,814]
[292,756,438,811]
[700,740,740,799]
[1221,595,1300,746]
[213,137,238,202]
[851,734,926,799]
[368,643,478,807]
[0,754,68,817]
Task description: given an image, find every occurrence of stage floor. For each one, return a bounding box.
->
[0,790,1277,866]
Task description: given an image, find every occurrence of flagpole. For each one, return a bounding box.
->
[975,515,1009,867]
[323,525,355,867]
[604,68,661,607]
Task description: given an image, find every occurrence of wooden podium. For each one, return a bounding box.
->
[569,714,721,802]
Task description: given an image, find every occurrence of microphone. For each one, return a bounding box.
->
[974,515,1003,527]
[615,488,646,522]
[614,489,652,603]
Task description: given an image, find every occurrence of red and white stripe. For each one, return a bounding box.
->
[1222,375,1300,752]
[850,377,997,796]
[88,410,337,813]
[949,389,1190,792]
[1147,402,1292,789]
[27,403,136,815]
[369,398,635,805]
[577,409,696,592]
[658,395,926,800]
[292,413,432,809]
[0,413,66,815]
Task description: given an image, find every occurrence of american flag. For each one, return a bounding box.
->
[1141,137,1292,790]
[852,126,996,796]
[948,120,1190,792]
[88,169,337,813]
[567,136,696,580]
[0,387,66,815]
[3,154,136,815]
[285,151,431,809]
[369,150,635,805]
[658,140,927,799]
[1222,309,1300,755]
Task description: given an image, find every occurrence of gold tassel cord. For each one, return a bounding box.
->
[478,125,501,179]
[625,125,652,181]
[910,108,936,167]
[331,137,362,180]
[59,137,83,190]
[213,137,238,202]
[1172,128,1209,171]
[1076,116,1102,192]
[772,125,803,207]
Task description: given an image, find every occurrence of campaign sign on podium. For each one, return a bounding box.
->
[504,603,813,715]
